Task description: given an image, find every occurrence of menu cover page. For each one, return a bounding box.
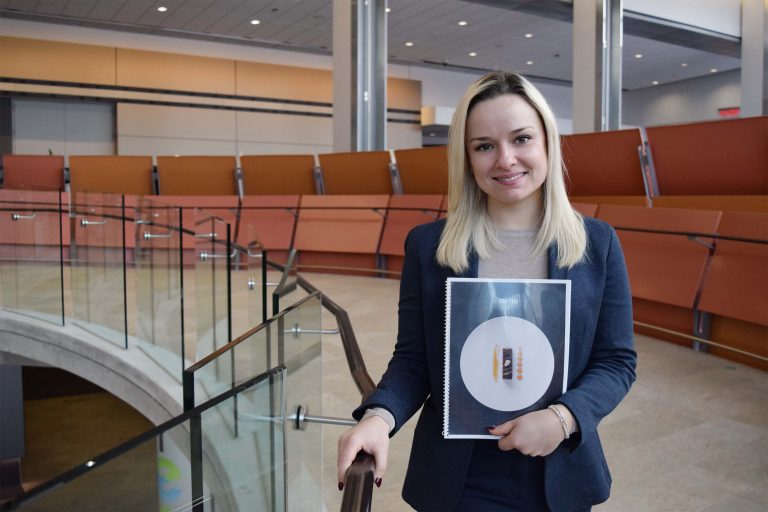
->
[443,278,571,439]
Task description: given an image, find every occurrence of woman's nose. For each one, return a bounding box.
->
[496,145,517,169]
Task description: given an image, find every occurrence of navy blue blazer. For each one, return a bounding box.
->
[354,217,637,511]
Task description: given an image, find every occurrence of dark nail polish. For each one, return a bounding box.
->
[338,482,344,491]
[486,425,496,430]
[375,477,382,488]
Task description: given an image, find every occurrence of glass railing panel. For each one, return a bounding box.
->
[194,211,231,363]
[8,366,285,512]
[201,367,286,512]
[70,192,128,348]
[280,292,323,511]
[0,189,64,325]
[134,197,185,381]
[231,246,267,341]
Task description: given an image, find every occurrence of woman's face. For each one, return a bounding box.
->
[465,93,548,219]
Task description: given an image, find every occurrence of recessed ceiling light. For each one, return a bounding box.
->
[250,19,261,25]
[710,68,718,73]
[652,80,659,85]
[526,60,533,65]
[681,62,688,67]
[405,41,414,47]
[468,52,477,57]
[524,33,533,38]
[157,6,167,12]
[634,53,643,59]
[386,7,391,13]
[458,21,468,26]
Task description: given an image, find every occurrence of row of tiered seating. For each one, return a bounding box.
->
[3,117,764,210]
[0,149,448,196]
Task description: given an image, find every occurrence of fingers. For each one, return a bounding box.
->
[487,419,516,436]
[337,416,391,489]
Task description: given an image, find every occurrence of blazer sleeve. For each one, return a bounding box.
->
[352,227,432,435]
[557,226,637,449]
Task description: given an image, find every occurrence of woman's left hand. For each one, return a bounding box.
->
[487,409,565,456]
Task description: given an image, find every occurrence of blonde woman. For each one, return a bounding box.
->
[338,72,636,511]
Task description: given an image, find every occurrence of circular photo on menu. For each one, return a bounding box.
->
[459,316,554,411]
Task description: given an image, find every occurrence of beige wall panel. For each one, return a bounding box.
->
[388,78,422,111]
[236,111,333,148]
[117,103,236,141]
[118,136,237,157]
[236,141,333,156]
[387,123,422,150]
[236,61,333,102]
[0,36,115,85]
[117,48,235,94]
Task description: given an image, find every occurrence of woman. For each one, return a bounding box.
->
[337,71,636,511]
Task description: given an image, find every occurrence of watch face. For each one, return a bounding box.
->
[459,316,554,411]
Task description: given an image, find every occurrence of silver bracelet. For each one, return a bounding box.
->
[548,405,571,440]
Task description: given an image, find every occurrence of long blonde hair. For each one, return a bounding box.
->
[436,71,586,273]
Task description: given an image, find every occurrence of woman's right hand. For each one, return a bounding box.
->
[337,415,391,490]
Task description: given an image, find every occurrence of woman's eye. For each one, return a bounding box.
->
[515,134,532,144]
[475,143,493,152]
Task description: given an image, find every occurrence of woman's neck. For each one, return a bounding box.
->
[487,194,543,231]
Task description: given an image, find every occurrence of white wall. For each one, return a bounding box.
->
[624,0,741,37]
[623,70,741,127]
[13,98,114,155]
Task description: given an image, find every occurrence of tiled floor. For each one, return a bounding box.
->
[307,273,768,512]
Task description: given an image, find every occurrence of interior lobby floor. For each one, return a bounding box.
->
[13,271,768,511]
[309,272,768,512]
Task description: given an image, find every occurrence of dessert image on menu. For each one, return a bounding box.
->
[443,278,570,439]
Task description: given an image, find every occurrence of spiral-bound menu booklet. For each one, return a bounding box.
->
[443,278,571,439]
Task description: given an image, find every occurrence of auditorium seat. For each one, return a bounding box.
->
[2,154,65,191]
[240,195,300,263]
[293,195,389,275]
[153,195,239,265]
[646,116,768,195]
[394,146,448,194]
[69,156,154,196]
[562,128,650,207]
[597,204,721,347]
[157,156,237,195]
[379,195,443,275]
[241,154,318,195]
[652,195,768,213]
[318,151,394,195]
[697,211,768,370]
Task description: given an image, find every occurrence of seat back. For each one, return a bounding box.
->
[318,151,393,194]
[2,154,65,191]
[157,156,237,195]
[241,155,317,195]
[69,156,154,195]
[394,147,448,194]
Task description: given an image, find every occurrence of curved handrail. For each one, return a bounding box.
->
[340,451,376,512]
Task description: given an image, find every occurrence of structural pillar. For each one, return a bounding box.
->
[572,0,623,133]
[333,0,387,152]
[740,0,768,116]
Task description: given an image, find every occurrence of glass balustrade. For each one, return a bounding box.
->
[0,189,64,325]
[6,366,287,512]
[184,291,323,511]
[194,211,232,364]
[134,197,186,380]
[70,192,128,348]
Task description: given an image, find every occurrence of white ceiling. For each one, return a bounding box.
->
[0,0,742,91]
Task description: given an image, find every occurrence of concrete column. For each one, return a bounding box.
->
[333,0,387,151]
[572,0,623,132]
[740,0,767,116]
